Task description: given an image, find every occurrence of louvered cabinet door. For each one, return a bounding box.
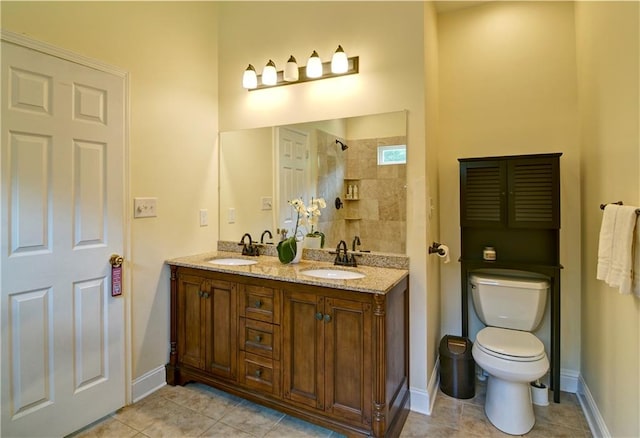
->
[460,160,507,227]
[507,157,560,229]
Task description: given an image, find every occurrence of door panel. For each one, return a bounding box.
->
[177,274,207,370]
[8,132,52,255]
[325,298,372,424]
[1,39,126,437]
[8,288,53,417]
[207,280,237,380]
[282,289,324,409]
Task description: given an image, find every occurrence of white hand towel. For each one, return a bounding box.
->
[605,206,637,294]
[597,205,617,281]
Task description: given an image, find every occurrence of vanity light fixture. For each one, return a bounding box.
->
[242,45,359,91]
[306,50,323,78]
[331,45,348,74]
[242,64,257,89]
[284,55,299,82]
[261,60,277,86]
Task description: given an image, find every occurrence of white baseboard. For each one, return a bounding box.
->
[410,358,440,415]
[560,368,580,393]
[131,365,166,403]
[577,375,611,438]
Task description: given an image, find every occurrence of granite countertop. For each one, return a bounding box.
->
[166,251,409,295]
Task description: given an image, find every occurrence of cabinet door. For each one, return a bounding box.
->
[282,289,325,410]
[324,298,372,425]
[176,273,208,370]
[460,160,507,227]
[507,157,560,228]
[204,279,237,381]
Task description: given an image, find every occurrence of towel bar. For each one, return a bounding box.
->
[599,201,640,215]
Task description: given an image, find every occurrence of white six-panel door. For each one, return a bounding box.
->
[1,37,126,437]
[277,127,310,235]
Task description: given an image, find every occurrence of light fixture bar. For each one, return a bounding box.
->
[248,56,359,91]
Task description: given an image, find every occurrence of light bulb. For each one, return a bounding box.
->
[306,50,323,78]
[262,60,277,86]
[331,45,348,74]
[242,64,257,89]
[284,55,299,82]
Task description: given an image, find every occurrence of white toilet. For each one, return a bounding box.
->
[470,272,550,435]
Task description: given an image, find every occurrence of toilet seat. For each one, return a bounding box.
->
[476,327,546,362]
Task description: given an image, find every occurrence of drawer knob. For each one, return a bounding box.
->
[255,334,262,343]
[254,300,262,308]
[315,312,323,321]
[255,369,263,378]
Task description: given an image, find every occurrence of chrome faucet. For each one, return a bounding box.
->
[260,230,273,244]
[352,235,361,252]
[238,233,259,256]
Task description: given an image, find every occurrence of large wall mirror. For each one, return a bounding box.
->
[219,110,407,254]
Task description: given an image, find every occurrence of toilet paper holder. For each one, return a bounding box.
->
[428,242,446,256]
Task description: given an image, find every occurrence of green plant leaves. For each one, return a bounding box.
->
[277,236,297,264]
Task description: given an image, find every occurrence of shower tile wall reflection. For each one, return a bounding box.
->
[317,132,407,254]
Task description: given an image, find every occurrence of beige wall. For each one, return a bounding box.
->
[1,2,220,384]
[575,2,640,436]
[424,1,442,393]
[219,128,273,240]
[437,1,582,377]
[217,1,434,404]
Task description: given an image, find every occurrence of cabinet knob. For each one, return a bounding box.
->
[324,314,332,323]
[255,334,262,343]
[255,369,263,378]
[254,300,262,308]
[315,312,323,321]
[203,292,210,299]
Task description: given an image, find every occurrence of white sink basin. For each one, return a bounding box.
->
[208,258,258,266]
[301,269,365,280]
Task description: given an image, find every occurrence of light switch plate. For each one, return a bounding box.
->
[261,196,273,211]
[199,209,208,227]
[134,197,157,218]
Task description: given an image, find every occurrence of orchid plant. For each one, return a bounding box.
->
[289,197,327,237]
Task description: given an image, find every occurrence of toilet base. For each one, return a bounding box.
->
[485,375,535,435]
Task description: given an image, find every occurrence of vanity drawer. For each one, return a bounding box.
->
[239,351,281,396]
[240,318,280,359]
[239,284,280,324]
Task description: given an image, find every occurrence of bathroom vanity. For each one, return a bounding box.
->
[166,252,410,438]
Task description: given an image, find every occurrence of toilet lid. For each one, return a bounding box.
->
[476,327,545,359]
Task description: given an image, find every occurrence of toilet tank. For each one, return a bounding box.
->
[470,273,549,331]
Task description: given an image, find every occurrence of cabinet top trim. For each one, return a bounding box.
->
[458,152,562,163]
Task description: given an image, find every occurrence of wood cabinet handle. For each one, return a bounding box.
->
[315,312,323,321]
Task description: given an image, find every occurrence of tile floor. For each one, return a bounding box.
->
[69,381,592,438]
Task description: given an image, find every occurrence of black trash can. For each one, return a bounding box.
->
[439,335,475,399]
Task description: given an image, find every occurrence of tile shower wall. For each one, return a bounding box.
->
[317,130,407,253]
